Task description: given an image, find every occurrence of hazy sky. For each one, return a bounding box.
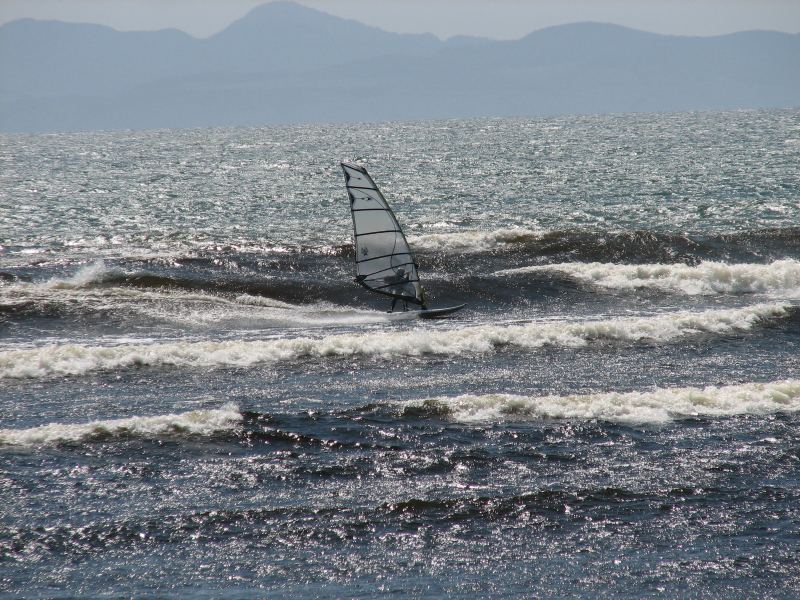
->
[2,0,799,39]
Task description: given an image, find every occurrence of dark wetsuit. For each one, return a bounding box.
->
[385,268,410,312]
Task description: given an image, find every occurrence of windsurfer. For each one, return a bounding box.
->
[385,267,410,312]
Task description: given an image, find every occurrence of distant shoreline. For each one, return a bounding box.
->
[2,2,798,133]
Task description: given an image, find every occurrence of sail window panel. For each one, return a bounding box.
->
[350,188,388,211]
[355,231,412,262]
[356,252,414,275]
[356,254,391,276]
[343,165,373,187]
[361,274,419,300]
[354,210,399,236]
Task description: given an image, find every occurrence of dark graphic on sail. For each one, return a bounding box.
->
[341,162,424,305]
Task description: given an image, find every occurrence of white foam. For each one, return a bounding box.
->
[233,294,298,310]
[404,380,800,424]
[229,297,408,326]
[0,303,788,379]
[496,259,800,296]
[132,297,410,328]
[0,403,242,447]
[408,227,541,253]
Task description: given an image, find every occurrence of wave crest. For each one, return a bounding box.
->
[44,261,117,289]
[497,259,800,296]
[0,404,242,447]
[403,380,800,424]
[409,228,542,253]
[0,304,789,379]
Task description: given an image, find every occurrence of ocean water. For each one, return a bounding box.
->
[1,108,800,598]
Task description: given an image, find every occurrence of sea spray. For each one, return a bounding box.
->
[46,261,117,289]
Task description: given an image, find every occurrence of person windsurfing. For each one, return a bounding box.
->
[342,161,462,318]
[385,266,410,312]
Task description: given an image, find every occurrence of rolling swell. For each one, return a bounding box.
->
[0,494,604,559]
[96,271,344,304]
[5,483,797,562]
[1,303,793,379]
[496,259,800,297]
[0,260,359,326]
[0,404,243,447]
[49,257,354,305]
[3,379,798,447]
[410,226,800,266]
[4,226,798,322]
[302,226,800,266]
[402,379,800,424]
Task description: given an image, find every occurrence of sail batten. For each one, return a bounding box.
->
[341,162,425,305]
[354,230,403,237]
[356,253,410,264]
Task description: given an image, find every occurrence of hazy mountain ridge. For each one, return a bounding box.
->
[1,1,798,132]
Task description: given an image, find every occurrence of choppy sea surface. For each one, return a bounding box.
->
[2,109,800,598]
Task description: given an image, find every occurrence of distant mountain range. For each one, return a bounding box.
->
[1,1,799,132]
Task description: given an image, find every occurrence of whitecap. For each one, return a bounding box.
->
[404,380,800,424]
[0,303,789,379]
[0,403,242,447]
[496,259,800,297]
[408,227,541,253]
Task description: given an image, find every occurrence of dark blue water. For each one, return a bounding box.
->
[2,109,800,598]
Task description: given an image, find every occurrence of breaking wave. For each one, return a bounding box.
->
[497,259,800,296]
[0,404,242,447]
[0,303,790,379]
[42,261,117,289]
[402,380,800,424]
[0,260,347,307]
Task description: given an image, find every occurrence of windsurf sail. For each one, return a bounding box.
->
[341,162,425,306]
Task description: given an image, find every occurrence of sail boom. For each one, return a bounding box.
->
[355,281,425,303]
[371,279,421,291]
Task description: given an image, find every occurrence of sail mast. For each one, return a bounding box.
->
[341,162,424,306]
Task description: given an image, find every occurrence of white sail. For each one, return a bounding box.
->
[341,162,424,305]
